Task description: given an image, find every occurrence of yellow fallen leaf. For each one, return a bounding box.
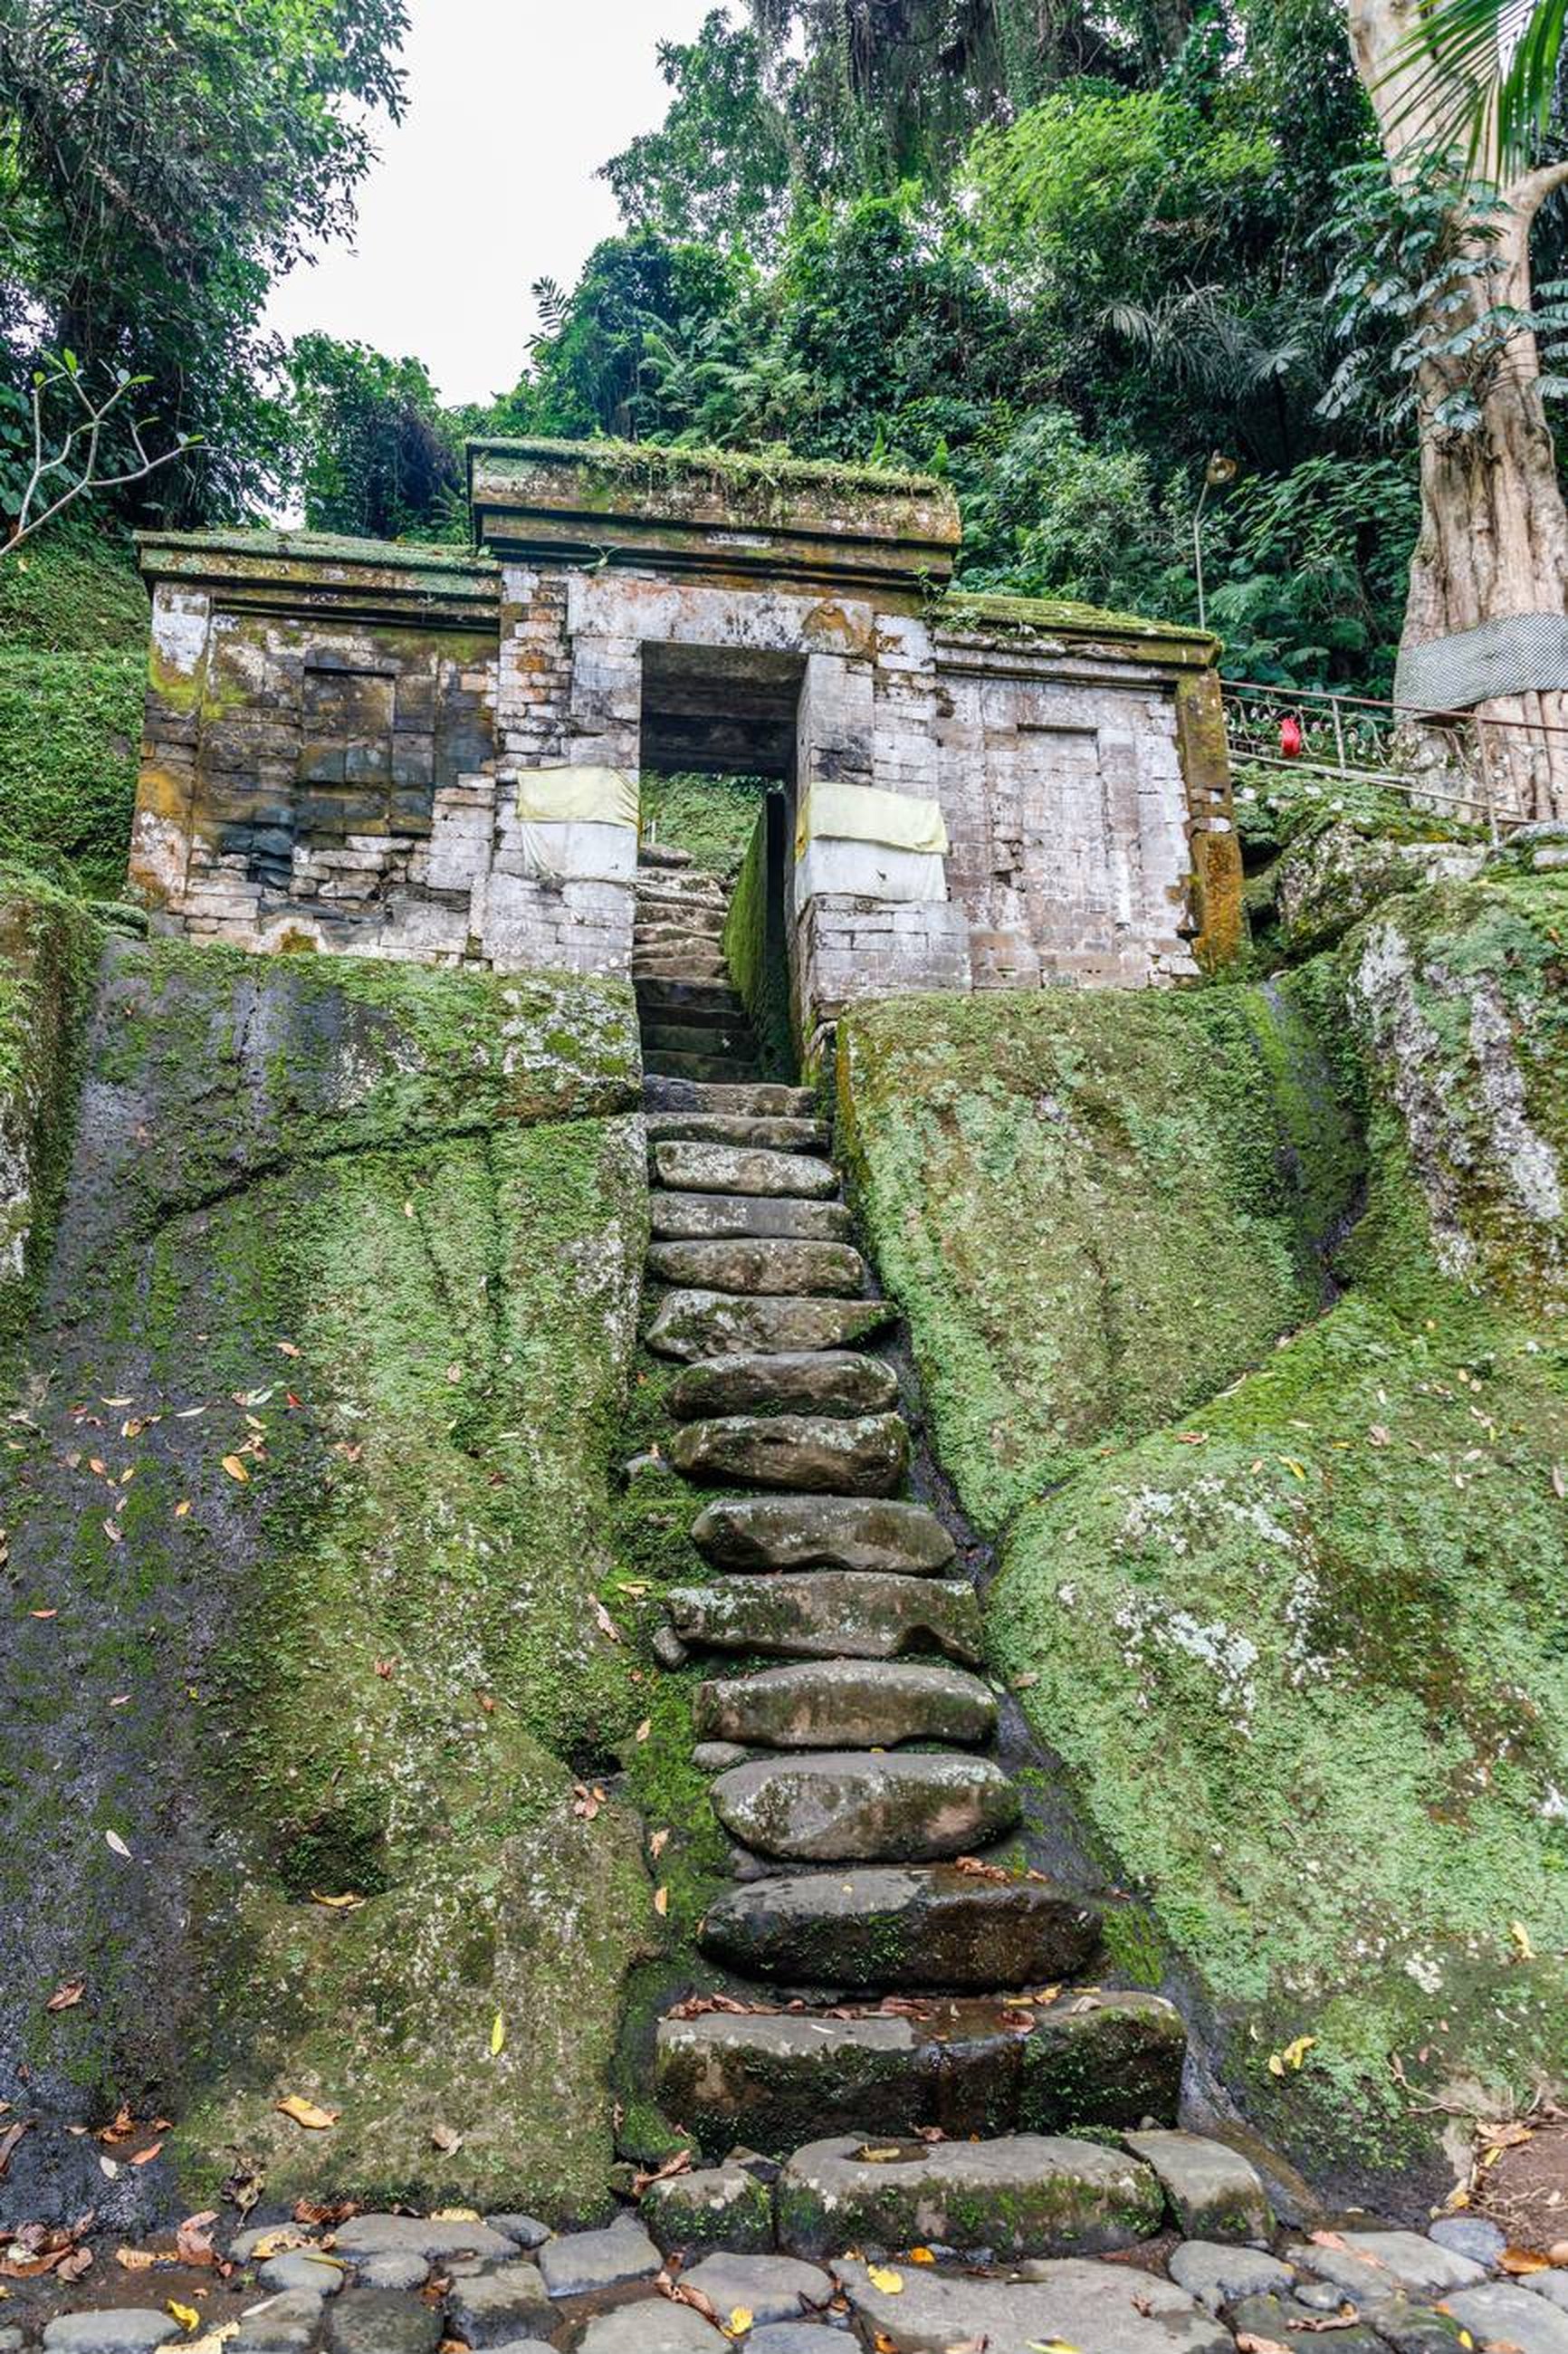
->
[167,2303,200,2331]
[1267,2033,1316,2076]
[635,1719,652,1743]
[221,1456,249,1484]
[274,2094,339,2130]
[908,2244,936,2263]
[724,2312,752,2340]
[309,1891,364,1911]
[1280,1457,1307,1481]
[491,2011,505,2057]
[1511,1919,1535,1961]
[866,2264,904,2294]
[174,1501,191,1519]
[654,1886,669,1917]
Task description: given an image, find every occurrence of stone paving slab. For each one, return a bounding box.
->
[779,2130,1163,2261]
[681,2252,835,2328]
[1444,2284,1568,2354]
[711,1747,1019,1861]
[666,1572,983,1663]
[836,2254,1234,2354]
[1124,2129,1273,2242]
[694,1660,996,1752]
[1285,2234,1486,2300]
[700,1857,1095,1986]
[691,1494,954,1574]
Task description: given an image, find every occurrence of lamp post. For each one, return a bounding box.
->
[1193,452,1238,632]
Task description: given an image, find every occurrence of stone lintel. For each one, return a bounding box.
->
[468,437,961,595]
[935,590,1219,675]
[138,531,502,635]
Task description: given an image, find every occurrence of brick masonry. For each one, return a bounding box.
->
[130,444,1240,1023]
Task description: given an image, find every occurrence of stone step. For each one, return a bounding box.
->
[837,2255,1229,2354]
[695,1660,996,1751]
[653,1142,839,1200]
[635,874,730,906]
[647,1289,895,1362]
[691,1496,955,1576]
[645,1114,827,1154]
[779,2132,1163,2263]
[670,1352,897,1421]
[655,1988,1185,2160]
[637,844,694,869]
[643,1021,758,1061]
[645,1239,868,1298]
[651,1192,853,1245]
[669,1411,908,1495]
[701,1859,1099,1986]
[710,1750,1020,1862]
[645,1052,760,1085]
[665,1572,982,1664]
[634,960,732,987]
[644,1079,817,1118]
[635,980,747,1021]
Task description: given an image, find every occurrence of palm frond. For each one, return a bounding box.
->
[1384,0,1566,177]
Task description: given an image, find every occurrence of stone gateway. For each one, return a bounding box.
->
[130,438,1240,1032]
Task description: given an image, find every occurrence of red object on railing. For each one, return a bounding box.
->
[1278,713,1304,759]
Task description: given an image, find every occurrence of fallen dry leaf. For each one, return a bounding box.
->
[220,1457,249,1485]
[176,2214,218,2267]
[274,2096,339,2132]
[45,1978,85,2013]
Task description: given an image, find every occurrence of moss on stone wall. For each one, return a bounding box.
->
[836,982,1360,1534]
[0,933,658,2223]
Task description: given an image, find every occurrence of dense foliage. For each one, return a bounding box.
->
[345,0,1425,691]
[0,0,408,527]
[10,0,1548,694]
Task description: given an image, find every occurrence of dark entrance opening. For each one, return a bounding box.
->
[638,644,803,1079]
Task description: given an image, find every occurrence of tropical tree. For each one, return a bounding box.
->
[1345,0,1568,813]
[0,0,409,523]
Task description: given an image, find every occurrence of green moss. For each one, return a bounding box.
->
[0,941,659,2217]
[0,649,145,895]
[0,878,102,1340]
[937,588,1217,654]
[0,528,148,655]
[473,434,945,505]
[837,981,1360,1533]
[723,801,795,1082]
[642,770,766,876]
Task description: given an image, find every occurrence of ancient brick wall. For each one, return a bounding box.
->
[129,445,1238,1020]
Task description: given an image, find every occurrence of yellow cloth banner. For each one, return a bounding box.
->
[796,780,949,861]
[515,766,638,828]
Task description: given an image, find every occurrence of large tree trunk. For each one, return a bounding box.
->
[1349,0,1568,819]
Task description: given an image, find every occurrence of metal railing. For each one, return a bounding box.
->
[1221,678,1542,842]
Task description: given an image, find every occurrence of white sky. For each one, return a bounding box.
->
[263,1,720,409]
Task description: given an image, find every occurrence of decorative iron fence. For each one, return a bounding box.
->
[1221,678,1540,841]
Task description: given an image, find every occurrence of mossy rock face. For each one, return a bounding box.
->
[0,935,655,2223]
[1276,822,1487,957]
[0,880,101,1340]
[991,1284,1568,2181]
[837,871,1568,2191]
[836,981,1362,1534]
[1343,867,1568,1313]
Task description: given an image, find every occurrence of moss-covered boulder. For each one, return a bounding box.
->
[0,933,655,2224]
[837,984,1361,1533]
[1276,820,1486,956]
[1343,869,1568,1311]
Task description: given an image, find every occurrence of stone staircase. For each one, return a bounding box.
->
[633,845,1192,2213]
